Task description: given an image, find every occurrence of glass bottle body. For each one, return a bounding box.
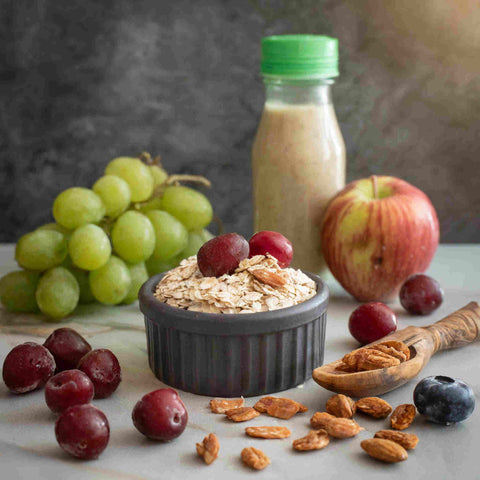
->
[252,78,346,273]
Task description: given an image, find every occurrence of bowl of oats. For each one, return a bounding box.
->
[139,239,329,397]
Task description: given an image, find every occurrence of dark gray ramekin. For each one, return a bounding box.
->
[138,272,329,397]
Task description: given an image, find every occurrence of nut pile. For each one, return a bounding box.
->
[154,254,316,314]
[195,393,420,468]
[337,340,411,372]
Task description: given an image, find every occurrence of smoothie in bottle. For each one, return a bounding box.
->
[252,35,346,273]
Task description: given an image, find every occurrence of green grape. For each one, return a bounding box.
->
[137,197,163,214]
[0,270,40,312]
[15,229,68,271]
[92,175,131,218]
[37,222,72,237]
[174,229,214,262]
[89,255,131,305]
[69,268,96,304]
[105,157,154,202]
[111,211,155,263]
[146,210,188,261]
[145,256,179,276]
[68,224,111,271]
[161,185,213,230]
[35,267,80,320]
[53,187,106,230]
[149,164,168,187]
[122,262,149,304]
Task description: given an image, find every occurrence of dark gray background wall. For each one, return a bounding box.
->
[1,0,479,243]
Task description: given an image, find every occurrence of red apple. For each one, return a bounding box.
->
[321,176,439,302]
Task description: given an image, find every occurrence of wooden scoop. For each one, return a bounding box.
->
[312,301,480,397]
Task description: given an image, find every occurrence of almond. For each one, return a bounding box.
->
[339,341,410,373]
[355,397,393,418]
[310,412,363,438]
[293,429,329,451]
[325,394,356,418]
[266,398,300,419]
[196,433,220,465]
[251,268,288,288]
[374,430,419,450]
[342,348,401,371]
[225,407,260,422]
[241,447,270,470]
[390,404,416,430]
[245,426,291,439]
[361,438,408,462]
[368,341,410,362]
[210,397,244,414]
[254,396,307,417]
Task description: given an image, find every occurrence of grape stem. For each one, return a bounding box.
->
[165,175,211,188]
[137,152,162,166]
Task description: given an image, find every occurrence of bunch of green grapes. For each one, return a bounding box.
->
[0,156,214,320]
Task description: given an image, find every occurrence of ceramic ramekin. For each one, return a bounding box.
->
[138,272,329,397]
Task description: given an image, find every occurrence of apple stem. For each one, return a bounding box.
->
[371,175,378,199]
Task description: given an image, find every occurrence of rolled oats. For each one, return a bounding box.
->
[154,255,316,314]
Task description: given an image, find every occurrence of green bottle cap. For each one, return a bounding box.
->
[261,34,339,78]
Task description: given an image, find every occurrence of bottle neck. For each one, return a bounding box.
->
[262,76,334,105]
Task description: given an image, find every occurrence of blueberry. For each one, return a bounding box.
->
[413,375,475,425]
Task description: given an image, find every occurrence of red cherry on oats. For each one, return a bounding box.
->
[132,388,188,441]
[2,342,55,394]
[348,302,397,345]
[77,349,121,399]
[399,274,444,315]
[55,404,109,459]
[248,231,293,268]
[45,369,94,413]
[43,327,92,372]
[197,233,249,277]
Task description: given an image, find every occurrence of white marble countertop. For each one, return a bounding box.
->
[1,244,479,479]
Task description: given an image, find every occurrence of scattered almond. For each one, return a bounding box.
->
[325,394,356,418]
[355,397,393,418]
[245,426,291,439]
[390,404,416,430]
[266,398,300,419]
[374,430,419,450]
[225,407,260,422]
[241,447,270,470]
[254,396,307,418]
[293,429,330,451]
[253,396,276,413]
[196,433,220,465]
[210,397,244,414]
[310,412,363,438]
[361,438,408,463]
